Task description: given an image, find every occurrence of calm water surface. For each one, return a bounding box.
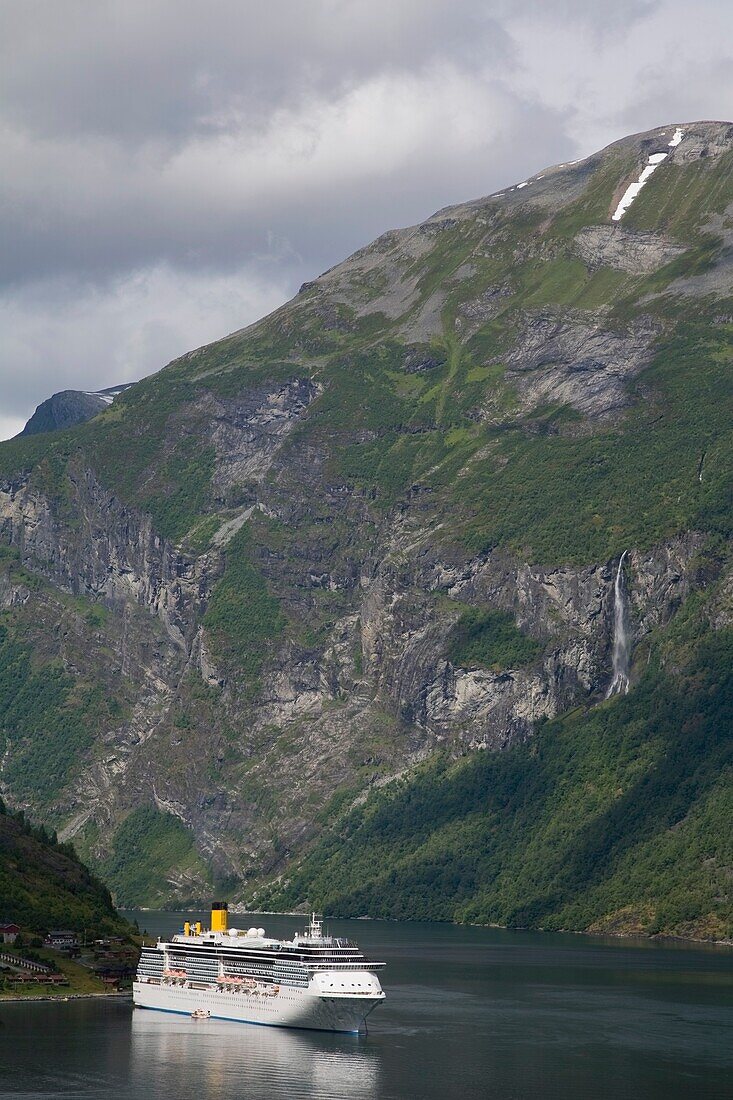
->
[0,910,731,1099]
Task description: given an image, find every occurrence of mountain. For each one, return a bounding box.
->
[19,385,134,437]
[0,121,731,934]
[0,797,131,936]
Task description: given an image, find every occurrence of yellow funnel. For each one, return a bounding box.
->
[211,902,228,933]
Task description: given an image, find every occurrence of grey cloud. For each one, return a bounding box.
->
[1,1,659,146]
[4,135,567,283]
[0,1,505,142]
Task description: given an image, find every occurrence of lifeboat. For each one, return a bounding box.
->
[162,969,186,982]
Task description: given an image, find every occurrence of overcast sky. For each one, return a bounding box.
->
[1,0,731,438]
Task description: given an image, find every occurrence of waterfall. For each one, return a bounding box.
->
[606,550,630,697]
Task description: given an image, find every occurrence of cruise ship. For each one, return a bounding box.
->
[133,903,386,1033]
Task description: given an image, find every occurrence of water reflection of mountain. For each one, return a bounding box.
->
[130,1008,382,1100]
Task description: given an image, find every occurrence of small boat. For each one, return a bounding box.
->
[190,1009,210,1020]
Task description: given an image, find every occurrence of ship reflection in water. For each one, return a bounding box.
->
[130,1008,382,1100]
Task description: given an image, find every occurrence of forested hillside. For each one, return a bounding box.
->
[0,798,132,936]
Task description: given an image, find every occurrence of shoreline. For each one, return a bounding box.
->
[245,913,733,950]
[129,907,733,950]
[0,991,132,1005]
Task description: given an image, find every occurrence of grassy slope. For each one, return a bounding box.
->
[202,524,287,689]
[0,949,110,999]
[448,608,542,671]
[95,806,213,908]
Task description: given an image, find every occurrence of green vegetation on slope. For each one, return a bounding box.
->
[97,806,212,908]
[203,524,287,687]
[623,153,733,240]
[325,305,732,564]
[448,608,542,671]
[0,798,132,937]
[461,314,732,562]
[0,623,119,804]
[260,624,733,940]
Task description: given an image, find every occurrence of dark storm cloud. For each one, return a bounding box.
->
[0,0,730,437]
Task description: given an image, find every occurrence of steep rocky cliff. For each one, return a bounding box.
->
[0,121,731,933]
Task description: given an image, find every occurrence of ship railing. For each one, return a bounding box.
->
[292,935,357,946]
[305,961,386,971]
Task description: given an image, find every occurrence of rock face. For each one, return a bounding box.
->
[20,390,107,436]
[208,378,322,493]
[0,120,731,905]
[0,465,214,647]
[358,533,703,751]
[19,384,132,436]
[573,226,684,274]
[502,310,661,420]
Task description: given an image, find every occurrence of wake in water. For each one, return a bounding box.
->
[607,550,630,697]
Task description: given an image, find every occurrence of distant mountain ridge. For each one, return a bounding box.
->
[19,384,134,436]
[0,121,731,937]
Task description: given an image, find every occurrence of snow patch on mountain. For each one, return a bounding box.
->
[612,128,684,222]
[83,384,134,405]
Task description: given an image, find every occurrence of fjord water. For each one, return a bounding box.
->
[1,914,731,1100]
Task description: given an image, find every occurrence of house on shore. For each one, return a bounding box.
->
[44,930,79,953]
[0,922,20,944]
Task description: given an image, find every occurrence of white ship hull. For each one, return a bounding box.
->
[133,979,383,1033]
